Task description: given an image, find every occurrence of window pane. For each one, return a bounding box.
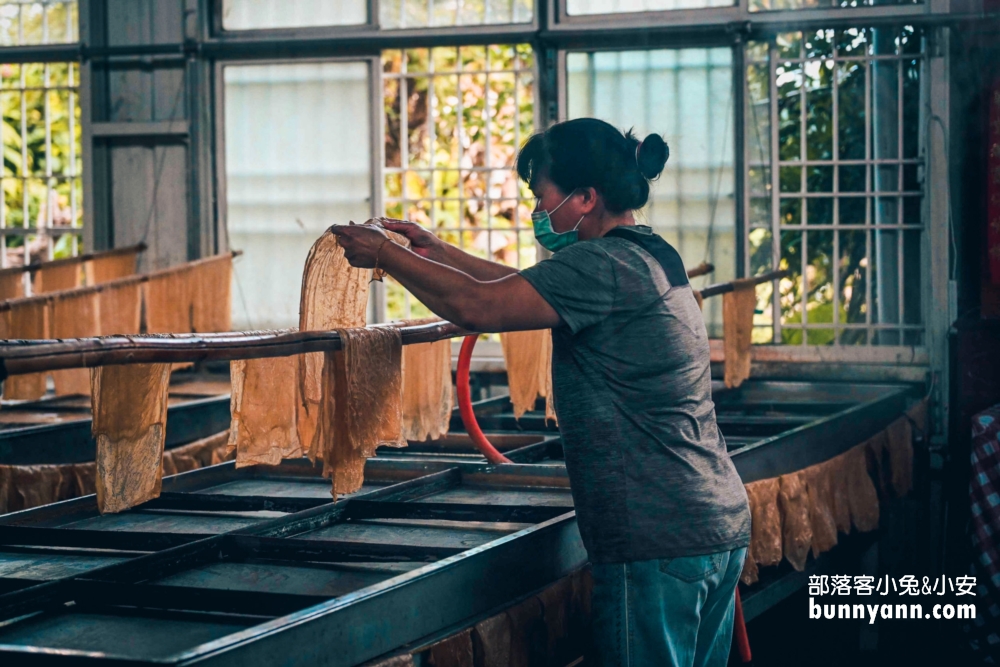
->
[1,60,81,266]
[748,0,918,12]
[224,62,372,330]
[380,0,533,29]
[567,0,733,14]
[382,45,535,321]
[566,47,735,338]
[0,1,77,46]
[746,29,924,346]
[221,0,367,30]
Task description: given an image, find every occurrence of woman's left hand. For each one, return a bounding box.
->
[328,221,389,269]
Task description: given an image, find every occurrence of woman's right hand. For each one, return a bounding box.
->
[377,218,443,259]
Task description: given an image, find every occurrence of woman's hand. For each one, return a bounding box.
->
[377,218,443,259]
[328,222,390,269]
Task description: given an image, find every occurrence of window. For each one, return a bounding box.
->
[745,27,924,345]
[0,0,77,46]
[566,0,732,14]
[382,45,536,320]
[566,48,735,337]
[1,63,81,267]
[380,0,533,28]
[0,0,81,267]
[224,62,374,330]
[220,0,368,31]
[219,0,533,31]
[749,0,918,12]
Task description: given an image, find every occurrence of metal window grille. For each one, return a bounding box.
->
[0,0,77,46]
[565,48,735,338]
[745,27,925,346]
[382,44,536,321]
[0,61,81,267]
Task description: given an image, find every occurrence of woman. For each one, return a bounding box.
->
[332,118,751,667]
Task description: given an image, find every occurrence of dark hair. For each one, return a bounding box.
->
[515,118,669,214]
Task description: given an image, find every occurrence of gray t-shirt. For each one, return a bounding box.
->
[520,228,750,564]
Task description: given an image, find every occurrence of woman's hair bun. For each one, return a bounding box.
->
[636,133,669,181]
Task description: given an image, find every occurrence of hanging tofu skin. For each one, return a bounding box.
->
[746,477,783,567]
[2,300,50,400]
[829,451,853,534]
[192,254,233,334]
[865,430,890,497]
[0,270,24,300]
[297,232,370,459]
[740,541,759,585]
[92,363,171,514]
[778,471,813,571]
[229,356,303,468]
[99,280,143,335]
[297,228,410,458]
[143,267,194,334]
[846,444,880,532]
[317,326,405,498]
[401,336,453,442]
[722,278,757,389]
[803,460,839,558]
[886,416,913,497]
[33,262,80,294]
[500,329,555,421]
[51,291,102,396]
[85,250,139,286]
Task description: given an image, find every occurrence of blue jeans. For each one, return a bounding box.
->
[589,547,747,667]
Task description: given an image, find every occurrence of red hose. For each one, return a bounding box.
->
[457,335,511,465]
[733,586,752,662]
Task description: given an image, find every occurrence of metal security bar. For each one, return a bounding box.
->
[744,27,924,346]
[0,59,81,267]
[564,47,735,338]
[382,44,536,319]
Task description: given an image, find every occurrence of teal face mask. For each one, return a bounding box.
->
[531,190,585,253]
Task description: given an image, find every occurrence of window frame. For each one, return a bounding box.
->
[546,0,948,33]
[213,54,384,327]
[205,0,957,365]
[741,30,928,347]
[0,1,83,266]
[208,0,541,44]
[376,43,541,325]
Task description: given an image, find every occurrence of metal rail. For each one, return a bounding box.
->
[0,380,917,665]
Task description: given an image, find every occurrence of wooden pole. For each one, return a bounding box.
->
[686,262,715,279]
[0,270,787,378]
[0,320,468,379]
[699,269,787,298]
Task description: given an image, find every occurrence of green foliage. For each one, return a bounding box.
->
[746,26,922,344]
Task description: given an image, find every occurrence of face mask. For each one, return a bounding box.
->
[531,190,585,252]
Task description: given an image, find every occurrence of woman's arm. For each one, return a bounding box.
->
[331,224,560,333]
[380,219,519,281]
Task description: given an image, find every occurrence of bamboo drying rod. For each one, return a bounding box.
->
[0,269,787,378]
[0,243,148,279]
[698,269,787,298]
[686,262,714,279]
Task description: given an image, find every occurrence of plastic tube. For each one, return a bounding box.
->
[456,334,511,465]
[734,586,752,662]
